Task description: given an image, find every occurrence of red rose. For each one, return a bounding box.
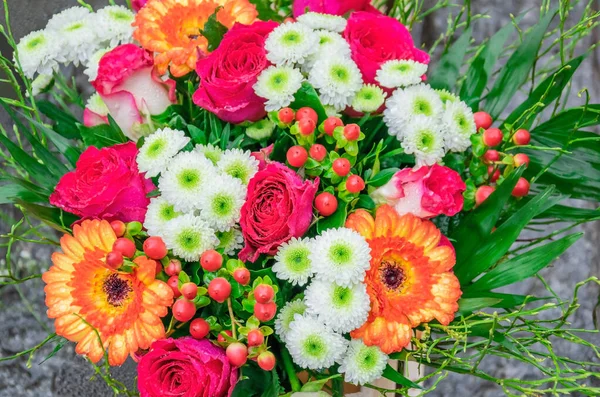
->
[239,162,319,262]
[193,21,278,124]
[293,0,380,16]
[49,142,155,223]
[344,12,429,85]
[137,338,238,397]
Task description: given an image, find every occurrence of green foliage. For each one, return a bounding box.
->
[428,27,472,92]
[200,7,228,51]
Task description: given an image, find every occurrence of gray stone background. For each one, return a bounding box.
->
[0,0,598,396]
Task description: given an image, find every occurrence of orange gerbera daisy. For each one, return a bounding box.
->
[133,0,258,77]
[42,220,173,366]
[346,205,462,354]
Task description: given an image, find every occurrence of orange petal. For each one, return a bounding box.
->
[108,334,129,366]
[345,209,375,240]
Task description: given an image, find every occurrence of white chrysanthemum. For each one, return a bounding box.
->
[45,6,91,31]
[84,48,110,81]
[375,59,428,89]
[339,340,388,386]
[198,175,246,232]
[137,128,191,178]
[254,66,304,111]
[275,300,307,343]
[49,14,99,65]
[310,228,371,287]
[303,30,351,72]
[144,197,182,238]
[246,119,276,140]
[216,148,259,185]
[95,5,135,47]
[86,93,109,116]
[442,100,476,152]
[296,12,347,32]
[273,238,314,286]
[30,74,53,97]
[351,84,386,113]
[194,144,222,165]
[265,22,319,66]
[436,88,459,105]
[217,227,244,256]
[309,58,363,110]
[286,314,348,370]
[401,118,446,166]
[383,84,444,138]
[163,214,219,262]
[305,280,370,333]
[159,151,218,212]
[15,30,61,78]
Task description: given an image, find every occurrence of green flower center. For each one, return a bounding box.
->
[395,63,411,73]
[303,335,326,358]
[329,242,352,266]
[319,36,332,45]
[268,71,289,90]
[282,31,301,45]
[283,247,311,273]
[454,112,470,133]
[416,130,436,152]
[177,228,201,251]
[26,36,45,50]
[146,139,166,158]
[159,203,179,221]
[413,97,433,116]
[332,286,353,308]
[217,229,234,247]
[110,10,131,21]
[225,162,249,183]
[65,22,84,32]
[177,169,201,190]
[211,193,234,217]
[356,347,378,370]
[330,66,349,83]
[203,150,221,164]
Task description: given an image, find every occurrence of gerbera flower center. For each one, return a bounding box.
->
[102,273,133,307]
[379,260,406,291]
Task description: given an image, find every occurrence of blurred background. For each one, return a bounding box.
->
[0,0,598,396]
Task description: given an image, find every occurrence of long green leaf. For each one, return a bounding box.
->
[22,114,81,167]
[0,133,56,191]
[0,183,48,204]
[77,123,128,148]
[381,364,422,389]
[428,27,472,92]
[456,297,502,316]
[535,204,600,222]
[37,100,81,140]
[460,291,551,309]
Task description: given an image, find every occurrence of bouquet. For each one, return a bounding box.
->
[1,0,599,396]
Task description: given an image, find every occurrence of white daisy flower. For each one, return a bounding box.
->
[84,48,110,82]
[273,237,314,286]
[305,280,370,333]
[94,5,135,47]
[401,118,446,166]
[15,30,60,78]
[137,128,191,178]
[436,88,459,105]
[246,119,276,141]
[86,93,109,116]
[216,148,259,185]
[254,66,304,111]
[383,84,443,139]
[296,12,347,32]
[265,22,319,66]
[351,84,386,113]
[194,144,223,165]
[310,228,371,287]
[375,59,428,89]
[216,227,244,256]
[163,214,219,262]
[159,151,218,212]
[144,196,182,238]
[286,314,348,370]
[30,74,54,97]
[275,300,307,343]
[339,339,388,386]
[198,174,246,232]
[45,6,91,31]
[442,100,476,152]
[303,30,351,72]
[48,12,98,65]
[309,58,363,110]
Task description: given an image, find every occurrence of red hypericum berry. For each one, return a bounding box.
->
[474,111,493,130]
[514,153,530,168]
[254,284,275,304]
[105,251,123,269]
[296,107,318,124]
[346,175,365,193]
[309,144,327,161]
[323,116,343,136]
[226,343,248,367]
[143,236,168,260]
[298,118,316,136]
[278,107,295,124]
[343,124,360,141]
[487,166,501,183]
[181,282,198,300]
[257,351,276,371]
[165,259,182,276]
[283,17,295,23]
[475,186,495,206]
[172,299,196,322]
[233,268,251,286]
[513,129,531,145]
[200,250,223,272]
[110,220,126,237]
[218,330,233,343]
[247,329,264,347]
[332,158,351,176]
[208,277,231,303]
[167,275,182,298]
[315,192,338,217]
[483,128,503,147]
[512,177,530,197]
[483,150,500,163]
[190,318,210,339]
[112,238,136,258]
[287,146,308,168]
[254,301,277,322]
[154,260,163,277]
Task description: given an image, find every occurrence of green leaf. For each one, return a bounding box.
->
[22,114,81,167]
[456,297,503,316]
[188,124,206,145]
[199,7,228,51]
[39,336,67,365]
[36,100,81,140]
[381,364,423,389]
[316,203,347,233]
[460,291,551,309]
[17,202,77,233]
[535,204,600,222]
[300,374,341,392]
[0,183,48,204]
[484,7,557,119]
[367,167,399,187]
[290,82,328,123]
[355,194,376,210]
[428,27,472,92]
[248,0,284,21]
[77,123,128,148]
[0,133,57,191]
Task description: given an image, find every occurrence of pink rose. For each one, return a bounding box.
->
[132,0,148,11]
[49,142,155,223]
[83,108,108,127]
[193,21,278,124]
[371,165,466,218]
[344,12,429,85]
[251,144,274,171]
[92,44,176,140]
[137,338,238,397]
[293,0,380,17]
[239,162,319,262]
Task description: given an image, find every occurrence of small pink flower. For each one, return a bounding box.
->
[92,44,176,140]
[132,0,148,11]
[293,0,380,17]
[371,165,466,218]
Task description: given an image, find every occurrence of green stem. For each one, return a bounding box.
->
[331,376,344,397]
[281,347,302,392]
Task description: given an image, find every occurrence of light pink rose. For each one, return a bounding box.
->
[83,108,108,127]
[293,0,380,17]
